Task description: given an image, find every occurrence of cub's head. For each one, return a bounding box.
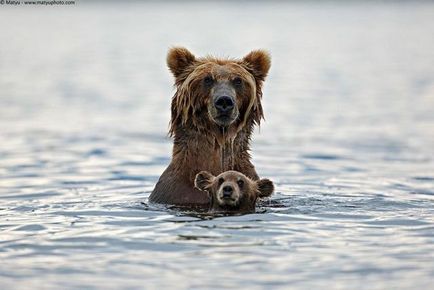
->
[194,170,274,213]
[167,47,271,134]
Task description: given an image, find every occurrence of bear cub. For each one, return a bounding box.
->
[194,170,274,213]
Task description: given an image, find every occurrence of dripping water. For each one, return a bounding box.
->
[221,126,226,171]
[230,136,235,170]
[220,126,235,172]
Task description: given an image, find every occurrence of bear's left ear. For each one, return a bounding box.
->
[241,50,271,82]
[256,178,274,198]
[167,47,197,80]
[194,171,215,192]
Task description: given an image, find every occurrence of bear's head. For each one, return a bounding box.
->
[167,47,271,135]
[194,170,274,213]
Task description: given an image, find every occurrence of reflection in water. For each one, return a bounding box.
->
[1,1,434,289]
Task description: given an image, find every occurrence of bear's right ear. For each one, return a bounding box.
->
[194,171,215,192]
[256,178,274,198]
[241,49,271,83]
[167,47,197,79]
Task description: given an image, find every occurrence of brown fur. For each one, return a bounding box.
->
[149,47,271,206]
[194,170,274,213]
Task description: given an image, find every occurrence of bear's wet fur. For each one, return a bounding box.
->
[149,47,271,206]
[195,170,274,213]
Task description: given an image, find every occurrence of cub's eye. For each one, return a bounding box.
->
[237,179,244,188]
[233,77,242,87]
[218,178,224,186]
[203,76,214,86]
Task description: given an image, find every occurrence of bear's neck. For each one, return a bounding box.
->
[171,122,254,181]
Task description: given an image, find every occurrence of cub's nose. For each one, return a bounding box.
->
[214,96,234,113]
[222,185,233,198]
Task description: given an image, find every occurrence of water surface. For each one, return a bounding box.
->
[1,1,434,289]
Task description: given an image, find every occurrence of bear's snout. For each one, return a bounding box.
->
[217,182,240,207]
[214,96,235,114]
[212,94,238,126]
[209,81,239,126]
[222,185,234,198]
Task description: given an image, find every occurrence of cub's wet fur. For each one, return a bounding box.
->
[195,170,274,213]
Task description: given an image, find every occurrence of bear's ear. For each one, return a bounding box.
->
[167,47,197,79]
[194,171,215,191]
[241,50,271,82]
[256,178,274,198]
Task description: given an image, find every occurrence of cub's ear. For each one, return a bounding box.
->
[194,171,215,191]
[241,50,271,82]
[167,47,197,79]
[256,178,274,198]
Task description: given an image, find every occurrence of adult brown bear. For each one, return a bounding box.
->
[149,47,271,206]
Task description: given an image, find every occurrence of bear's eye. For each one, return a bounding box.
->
[237,179,244,188]
[233,77,243,87]
[203,76,214,86]
[218,178,224,186]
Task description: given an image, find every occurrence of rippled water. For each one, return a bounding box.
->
[1,1,434,289]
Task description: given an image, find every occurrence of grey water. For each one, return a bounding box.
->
[1,1,434,289]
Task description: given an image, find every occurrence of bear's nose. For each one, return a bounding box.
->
[214,96,234,113]
[222,185,233,198]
